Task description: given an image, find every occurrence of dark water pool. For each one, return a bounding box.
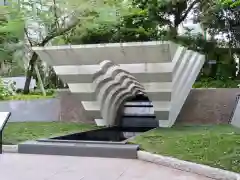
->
[44,127,153,142]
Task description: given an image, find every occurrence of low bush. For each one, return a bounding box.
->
[0,79,15,100]
[194,78,240,88]
[3,94,55,101]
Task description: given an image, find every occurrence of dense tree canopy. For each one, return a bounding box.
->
[222,0,240,7]
[2,0,240,90]
[1,0,133,92]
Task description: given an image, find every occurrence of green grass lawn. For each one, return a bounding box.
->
[3,122,97,145]
[131,125,240,173]
[2,94,55,101]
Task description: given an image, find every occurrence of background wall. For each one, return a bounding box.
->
[59,88,240,125]
[1,88,239,124]
[57,89,95,124]
[0,98,60,122]
[177,88,240,124]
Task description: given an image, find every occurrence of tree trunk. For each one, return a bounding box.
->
[209,54,218,78]
[23,52,38,94]
[168,26,178,39]
[34,63,46,96]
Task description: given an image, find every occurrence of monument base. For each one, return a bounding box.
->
[18,140,139,159]
[18,127,154,159]
[18,98,157,159]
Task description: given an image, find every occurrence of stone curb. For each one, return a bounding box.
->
[137,151,240,180]
[2,145,18,153]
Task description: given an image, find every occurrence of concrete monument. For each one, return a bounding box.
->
[33,41,205,127]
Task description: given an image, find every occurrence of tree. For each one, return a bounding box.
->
[202,0,240,79]
[0,5,27,78]
[66,8,158,45]
[0,5,24,64]
[222,0,240,8]
[131,0,202,38]
[2,0,133,93]
[220,0,240,78]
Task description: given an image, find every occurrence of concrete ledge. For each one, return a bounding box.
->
[18,141,139,159]
[137,151,240,180]
[2,145,18,153]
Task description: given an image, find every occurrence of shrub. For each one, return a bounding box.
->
[0,78,15,100]
[193,78,240,88]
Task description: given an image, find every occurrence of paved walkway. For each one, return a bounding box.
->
[0,153,213,180]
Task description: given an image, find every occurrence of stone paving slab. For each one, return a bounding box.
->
[0,153,213,180]
[2,145,18,153]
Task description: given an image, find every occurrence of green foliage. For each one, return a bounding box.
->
[0,76,56,101]
[0,3,25,62]
[170,34,217,53]
[0,5,25,38]
[133,0,187,27]
[194,78,240,88]
[0,76,55,101]
[113,9,158,42]
[14,0,134,47]
[221,0,240,8]
[1,0,239,85]
[32,88,55,96]
[131,125,240,173]
[66,8,157,44]
[0,78,15,100]
[64,0,240,81]
[3,94,54,101]
[2,89,56,101]
[0,0,137,93]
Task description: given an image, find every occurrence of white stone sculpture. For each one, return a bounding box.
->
[33,41,205,127]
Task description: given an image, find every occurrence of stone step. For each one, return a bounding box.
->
[68,82,172,101]
[121,101,158,127]
[54,62,173,83]
[123,106,154,116]
[81,101,170,120]
[124,101,153,107]
[121,117,158,127]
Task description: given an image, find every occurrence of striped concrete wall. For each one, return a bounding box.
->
[33,41,205,127]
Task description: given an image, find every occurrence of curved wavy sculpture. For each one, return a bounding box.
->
[93,60,145,126]
[33,41,205,127]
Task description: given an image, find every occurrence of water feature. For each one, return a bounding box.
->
[38,94,157,143]
[40,127,152,143]
[18,95,157,158]
[19,41,205,158]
